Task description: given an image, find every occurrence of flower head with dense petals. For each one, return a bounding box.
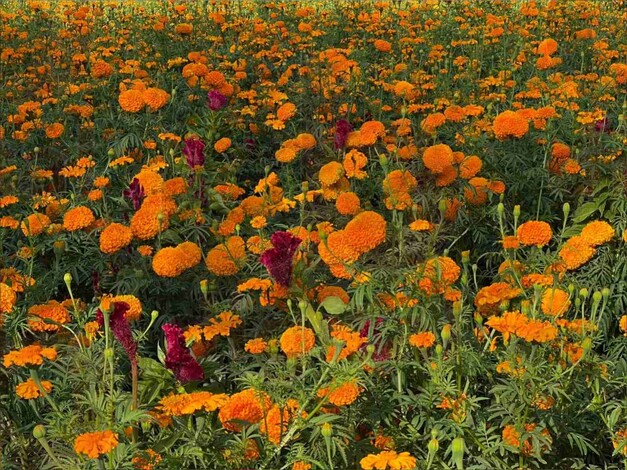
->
[493,110,529,140]
[360,450,417,470]
[517,221,552,247]
[74,430,119,459]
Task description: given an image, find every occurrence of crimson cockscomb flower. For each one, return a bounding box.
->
[260,231,302,287]
[334,119,352,150]
[162,323,204,383]
[208,90,228,111]
[96,302,137,365]
[123,178,145,210]
[183,138,206,168]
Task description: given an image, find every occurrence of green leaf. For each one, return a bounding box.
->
[320,296,347,315]
[572,202,598,223]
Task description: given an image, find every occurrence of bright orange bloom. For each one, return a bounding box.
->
[74,430,119,459]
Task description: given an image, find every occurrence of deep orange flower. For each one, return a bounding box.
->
[16,378,52,399]
[409,331,436,348]
[580,220,614,246]
[63,206,95,231]
[423,144,454,174]
[493,110,529,139]
[516,221,552,247]
[74,430,119,459]
[280,326,315,358]
[99,223,133,254]
[205,236,246,276]
[218,389,271,431]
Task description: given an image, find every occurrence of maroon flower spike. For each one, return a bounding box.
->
[123,178,145,210]
[162,323,204,383]
[260,231,302,287]
[360,318,389,362]
[595,117,612,133]
[334,119,352,150]
[96,302,137,365]
[183,138,206,168]
[207,90,228,111]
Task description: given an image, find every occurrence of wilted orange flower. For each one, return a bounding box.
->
[343,149,368,179]
[74,430,119,459]
[63,206,95,231]
[493,110,529,140]
[517,221,552,247]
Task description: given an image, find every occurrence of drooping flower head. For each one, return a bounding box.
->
[96,301,137,365]
[208,90,228,111]
[183,138,206,168]
[260,231,302,286]
[123,178,145,210]
[334,119,352,150]
[162,323,204,383]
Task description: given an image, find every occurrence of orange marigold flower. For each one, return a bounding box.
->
[214,137,232,153]
[335,191,361,215]
[218,389,271,432]
[153,242,201,277]
[344,211,387,254]
[383,169,417,210]
[343,149,368,179]
[501,236,520,249]
[276,147,298,163]
[175,23,193,35]
[559,235,595,270]
[580,220,614,246]
[541,288,571,316]
[277,102,297,121]
[45,123,64,139]
[27,300,70,332]
[409,219,433,232]
[206,236,246,276]
[109,295,143,321]
[63,206,95,231]
[280,326,316,358]
[118,89,145,113]
[245,338,267,354]
[319,161,345,186]
[130,206,169,240]
[516,221,552,247]
[360,450,417,470]
[0,282,17,314]
[157,391,228,417]
[619,315,627,336]
[260,399,305,444]
[3,344,57,368]
[409,331,436,348]
[493,110,529,140]
[143,88,170,112]
[374,39,392,52]
[421,112,446,134]
[459,155,482,179]
[16,378,53,400]
[295,133,316,150]
[317,380,361,406]
[537,38,558,55]
[99,223,133,254]
[74,430,119,459]
[21,213,51,237]
[423,144,454,174]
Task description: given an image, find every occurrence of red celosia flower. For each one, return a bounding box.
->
[183,139,206,168]
[334,119,352,150]
[96,302,137,365]
[162,323,204,383]
[260,231,302,286]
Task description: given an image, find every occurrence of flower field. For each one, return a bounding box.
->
[1,0,627,468]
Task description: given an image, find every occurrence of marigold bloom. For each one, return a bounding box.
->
[206,236,246,276]
[45,123,64,139]
[27,300,70,332]
[423,144,454,174]
[409,331,436,348]
[63,206,95,231]
[219,389,271,432]
[118,89,145,113]
[214,137,232,153]
[580,220,614,246]
[158,391,228,416]
[374,39,392,52]
[343,149,368,179]
[0,283,17,314]
[3,344,57,368]
[541,288,571,316]
[493,110,529,140]
[99,223,133,254]
[277,102,297,121]
[280,326,315,358]
[459,155,482,179]
[74,430,119,459]
[16,378,52,399]
[21,213,51,237]
[517,221,552,247]
[153,242,201,277]
[537,38,558,55]
[260,399,305,444]
[319,161,345,186]
[501,236,520,249]
[559,236,595,270]
[143,88,170,112]
[317,380,361,406]
[360,450,417,470]
[245,338,267,354]
[336,191,361,215]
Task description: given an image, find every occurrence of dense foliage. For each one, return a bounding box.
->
[1,0,626,468]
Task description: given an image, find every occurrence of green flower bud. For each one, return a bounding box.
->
[497,203,504,215]
[563,202,570,219]
[513,205,521,219]
[438,199,447,215]
[107,148,115,157]
[452,436,465,470]
[379,154,388,167]
[298,299,308,311]
[301,181,309,193]
[151,310,159,321]
[33,425,46,439]
[582,337,592,353]
[104,348,114,359]
[366,344,376,355]
[321,422,333,438]
[428,436,439,454]
[593,291,602,304]
[441,324,452,342]
[200,279,208,296]
[435,344,443,356]
[63,272,73,288]
[602,287,610,299]
[579,288,589,298]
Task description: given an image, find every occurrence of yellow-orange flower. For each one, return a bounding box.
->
[409,331,436,348]
[218,389,271,431]
[423,144,454,174]
[63,206,95,231]
[0,282,17,314]
[493,110,529,140]
[317,380,361,406]
[74,430,119,459]
[118,89,145,113]
[580,220,614,246]
[16,378,52,399]
[214,137,232,153]
[27,300,70,332]
[45,123,64,139]
[206,236,246,276]
[360,450,417,470]
[3,344,57,368]
[280,326,315,358]
[559,236,595,270]
[99,223,133,254]
[541,288,571,316]
[21,213,51,237]
[516,221,552,247]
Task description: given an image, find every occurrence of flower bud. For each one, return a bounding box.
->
[568,284,575,295]
[200,279,208,296]
[452,437,465,469]
[563,202,570,219]
[579,288,589,298]
[34,147,40,154]
[33,425,46,439]
[435,344,443,356]
[104,348,114,359]
[321,422,333,438]
[107,148,115,157]
[366,344,376,356]
[379,154,388,167]
[53,240,66,253]
[453,301,462,318]
[438,199,447,215]
[602,287,610,299]
[474,312,483,326]
[298,299,308,311]
[575,297,582,309]
[497,203,504,215]
[593,291,602,304]
[461,251,470,264]
[441,324,452,342]
[63,272,73,288]
[267,339,279,355]
[301,181,309,193]
[582,337,592,353]
[513,205,521,219]
[428,436,439,454]
[151,310,159,321]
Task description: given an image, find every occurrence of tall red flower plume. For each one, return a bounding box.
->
[334,119,352,150]
[162,323,204,383]
[260,231,302,287]
[96,302,137,365]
